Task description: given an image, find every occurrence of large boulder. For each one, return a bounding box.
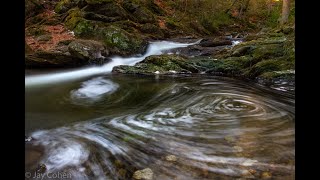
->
[54,0,86,14]
[68,39,109,62]
[25,51,86,68]
[82,1,128,19]
[122,0,155,23]
[97,25,147,56]
[113,55,199,74]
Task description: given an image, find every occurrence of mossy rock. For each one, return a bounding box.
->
[259,70,295,80]
[54,0,78,14]
[68,39,109,61]
[84,0,114,4]
[140,23,164,38]
[132,7,155,24]
[246,58,294,78]
[73,19,95,37]
[83,12,124,23]
[231,45,255,57]
[113,55,199,74]
[122,0,140,13]
[251,44,284,60]
[122,1,155,23]
[83,1,128,18]
[110,20,140,33]
[98,25,146,55]
[64,8,83,29]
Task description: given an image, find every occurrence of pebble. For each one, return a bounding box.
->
[133,168,153,180]
[261,172,272,179]
[165,155,177,162]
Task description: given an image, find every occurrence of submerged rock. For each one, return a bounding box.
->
[37,163,47,173]
[133,168,153,180]
[261,172,272,179]
[224,136,236,143]
[233,146,243,152]
[165,155,177,162]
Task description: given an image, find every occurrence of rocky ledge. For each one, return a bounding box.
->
[113,28,295,90]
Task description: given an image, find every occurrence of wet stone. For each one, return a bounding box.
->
[261,171,272,179]
[37,163,47,173]
[133,168,153,180]
[165,155,177,162]
[224,136,236,142]
[233,146,243,152]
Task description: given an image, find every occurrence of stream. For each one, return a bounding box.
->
[25,41,294,179]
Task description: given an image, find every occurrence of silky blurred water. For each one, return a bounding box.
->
[25,75,295,180]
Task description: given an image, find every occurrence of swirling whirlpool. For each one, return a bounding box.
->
[25,75,295,180]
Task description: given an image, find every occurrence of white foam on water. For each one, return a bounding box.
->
[31,130,89,171]
[70,77,119,100]
[25,40,201,87]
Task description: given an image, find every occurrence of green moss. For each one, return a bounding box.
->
[110,20,138,33]
[85,0,113,4]
[64,8,83,29]
[100,26,130,50]
[132,7,155,23]
[54,0,70,14]
[251,44,284,60]
[73,19,95,37]
[113,55,197,74]
[259,71,294,80]
[143,55,184,71]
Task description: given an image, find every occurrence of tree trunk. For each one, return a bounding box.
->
[281,0,290,25]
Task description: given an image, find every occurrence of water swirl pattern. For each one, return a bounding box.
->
[25,75,295,179]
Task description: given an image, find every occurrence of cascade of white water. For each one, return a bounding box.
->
[25,40,201,87]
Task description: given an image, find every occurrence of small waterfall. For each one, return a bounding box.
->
[25,40,201,87]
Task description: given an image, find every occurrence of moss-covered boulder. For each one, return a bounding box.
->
[73,19,95,37]
[132,7,155,24]
[84,0,113,4]
[55,0,86,14]
[68,39,109,62]
[122,0,155,23]
[64,8,83,29]
[98,25,147,55]
[113,55,199,74]
[140,23,164,38]
[82,1,128,19]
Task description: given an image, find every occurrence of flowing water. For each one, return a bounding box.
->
[25,41,294,180]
